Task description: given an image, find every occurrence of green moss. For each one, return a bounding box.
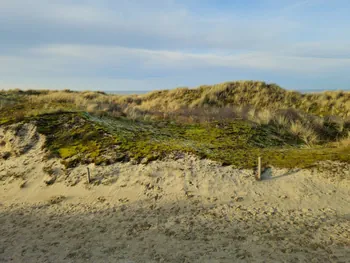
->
[30,112,117,167]
[264,146,350,168]
[87,116,314,168]
[59,147,78,158]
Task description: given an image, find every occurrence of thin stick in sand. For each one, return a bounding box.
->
[87,167,91,184]
[256,157,261,181]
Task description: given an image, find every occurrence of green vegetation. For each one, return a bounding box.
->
[34,113,119,167]
[16,111,348,169]
[1,81,349,169]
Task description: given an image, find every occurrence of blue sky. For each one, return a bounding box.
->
[1,0,350,91]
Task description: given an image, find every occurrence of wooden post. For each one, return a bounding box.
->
[87,167,91,184]
[255,157,261,181]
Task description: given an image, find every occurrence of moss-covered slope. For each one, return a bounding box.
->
[17,112,348,169]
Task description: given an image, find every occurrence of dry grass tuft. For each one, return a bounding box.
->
[290,121,319,146]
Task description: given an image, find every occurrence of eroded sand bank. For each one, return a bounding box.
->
[0,124,350,262]
[1,159,350,262]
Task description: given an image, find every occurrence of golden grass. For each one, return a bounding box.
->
[1,81,349,145]
[8,81,349,118]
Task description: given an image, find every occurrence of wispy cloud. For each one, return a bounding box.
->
[1,44,348,75]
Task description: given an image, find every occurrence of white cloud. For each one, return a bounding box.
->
[0,44,348,78]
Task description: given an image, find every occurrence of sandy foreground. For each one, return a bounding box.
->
[0,124,350,262]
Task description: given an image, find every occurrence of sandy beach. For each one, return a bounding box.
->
[1,132,349,262]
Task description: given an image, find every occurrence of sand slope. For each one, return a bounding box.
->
[0,124,350,262]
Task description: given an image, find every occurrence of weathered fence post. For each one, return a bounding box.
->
[87,167,91,184]
[257,157,261,180]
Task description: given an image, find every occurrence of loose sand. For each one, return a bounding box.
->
[0,124,350,262]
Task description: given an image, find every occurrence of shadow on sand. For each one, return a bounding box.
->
[261,168,302,181]
[0,196,349,263]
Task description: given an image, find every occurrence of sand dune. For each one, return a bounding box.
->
[1,123,350,262]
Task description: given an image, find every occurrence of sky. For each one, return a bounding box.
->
[1,0,350,91]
